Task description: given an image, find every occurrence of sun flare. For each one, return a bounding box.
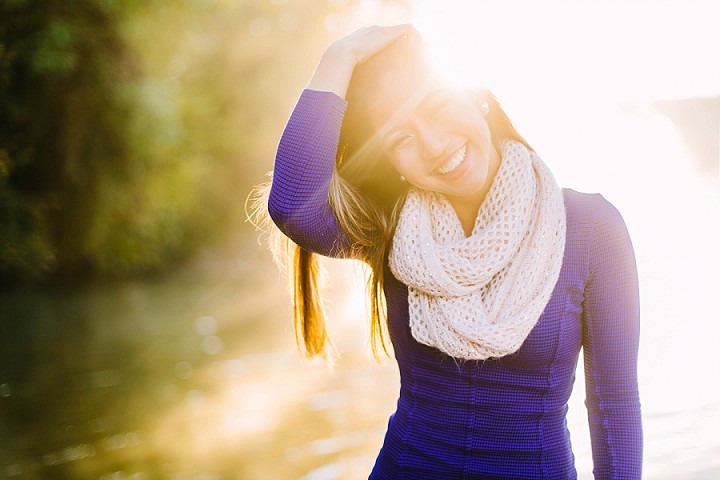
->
[410,0,720,104]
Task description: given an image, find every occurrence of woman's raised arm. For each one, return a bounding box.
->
[267,89,350,256]
[268,25,417,257]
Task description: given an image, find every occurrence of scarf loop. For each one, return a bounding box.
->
[389,141,566,360]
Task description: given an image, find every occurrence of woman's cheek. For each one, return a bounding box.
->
[389,155,410,179]
[395,152,417,174]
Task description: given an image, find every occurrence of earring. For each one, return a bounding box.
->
[480,100,489,116]
[399,175,406,182]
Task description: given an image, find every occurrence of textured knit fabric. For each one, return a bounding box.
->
[390,141,567,360]
[268,89,643,479]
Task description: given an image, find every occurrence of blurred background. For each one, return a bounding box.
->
[0,0,718,478]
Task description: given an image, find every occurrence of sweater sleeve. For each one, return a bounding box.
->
[582,195,643,479]
[268,89,353,257]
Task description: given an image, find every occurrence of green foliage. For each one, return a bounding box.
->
[31,20,77,74]
[0,0,340,283]
[0,179,54,279]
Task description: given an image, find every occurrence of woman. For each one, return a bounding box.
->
[256,25,642,479]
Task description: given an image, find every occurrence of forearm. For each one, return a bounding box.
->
[307,46,357,98]
[585,386,642,479]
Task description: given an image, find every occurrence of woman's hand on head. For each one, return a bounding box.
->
[308,24,419,98]
[328,24,418,65]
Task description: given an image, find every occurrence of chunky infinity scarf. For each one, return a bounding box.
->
[389,141,566,360]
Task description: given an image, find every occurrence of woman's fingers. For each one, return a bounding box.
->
[329,24,418,63]
[337,24,419,64]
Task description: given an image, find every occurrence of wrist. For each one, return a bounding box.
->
[307,46,358,98]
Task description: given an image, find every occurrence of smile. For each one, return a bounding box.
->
[437,145,467,175]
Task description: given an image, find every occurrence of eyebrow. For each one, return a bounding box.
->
[415,88,445,111]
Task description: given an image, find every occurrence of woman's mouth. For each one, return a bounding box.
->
[436,145,467,175]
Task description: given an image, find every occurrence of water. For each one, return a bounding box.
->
[1,244,719,479]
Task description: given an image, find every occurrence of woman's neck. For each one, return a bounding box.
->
[449,145,502,237]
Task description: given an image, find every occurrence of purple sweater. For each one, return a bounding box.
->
[269,89,642,479]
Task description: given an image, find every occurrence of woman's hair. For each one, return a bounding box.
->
[249,37,532,360]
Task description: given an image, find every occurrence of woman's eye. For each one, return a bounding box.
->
[392,135,413,150]
[429,98,450,113]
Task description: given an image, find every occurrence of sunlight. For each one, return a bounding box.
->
[411,0,720,103]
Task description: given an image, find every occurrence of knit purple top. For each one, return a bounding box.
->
[268,89,642,479]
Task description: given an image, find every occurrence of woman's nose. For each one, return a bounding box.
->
[414,120,447,158]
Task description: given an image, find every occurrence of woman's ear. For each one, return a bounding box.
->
[479,99,489,116]
[474,88,533,153]
[468,87,491,116]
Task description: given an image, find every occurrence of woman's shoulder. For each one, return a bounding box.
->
[562,188,624,223]
[562,188,631,245]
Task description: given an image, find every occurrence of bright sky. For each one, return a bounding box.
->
[411,0,720,102]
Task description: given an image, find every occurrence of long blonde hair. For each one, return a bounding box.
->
[249,40,532,360]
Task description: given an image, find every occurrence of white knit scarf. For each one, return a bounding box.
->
[389,141,566,360]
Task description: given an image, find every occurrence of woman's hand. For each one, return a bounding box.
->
[308,24,419,98]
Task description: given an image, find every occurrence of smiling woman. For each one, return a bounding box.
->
[251,23,643,479]
[374,87,501,235]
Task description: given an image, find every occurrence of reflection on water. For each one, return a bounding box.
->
[0,249,398,479]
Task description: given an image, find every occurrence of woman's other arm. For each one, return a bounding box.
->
[582,195,643,479]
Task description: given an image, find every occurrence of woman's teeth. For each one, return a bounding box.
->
[437,145,467,175]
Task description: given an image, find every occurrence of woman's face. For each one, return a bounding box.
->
[365,77,500,205]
